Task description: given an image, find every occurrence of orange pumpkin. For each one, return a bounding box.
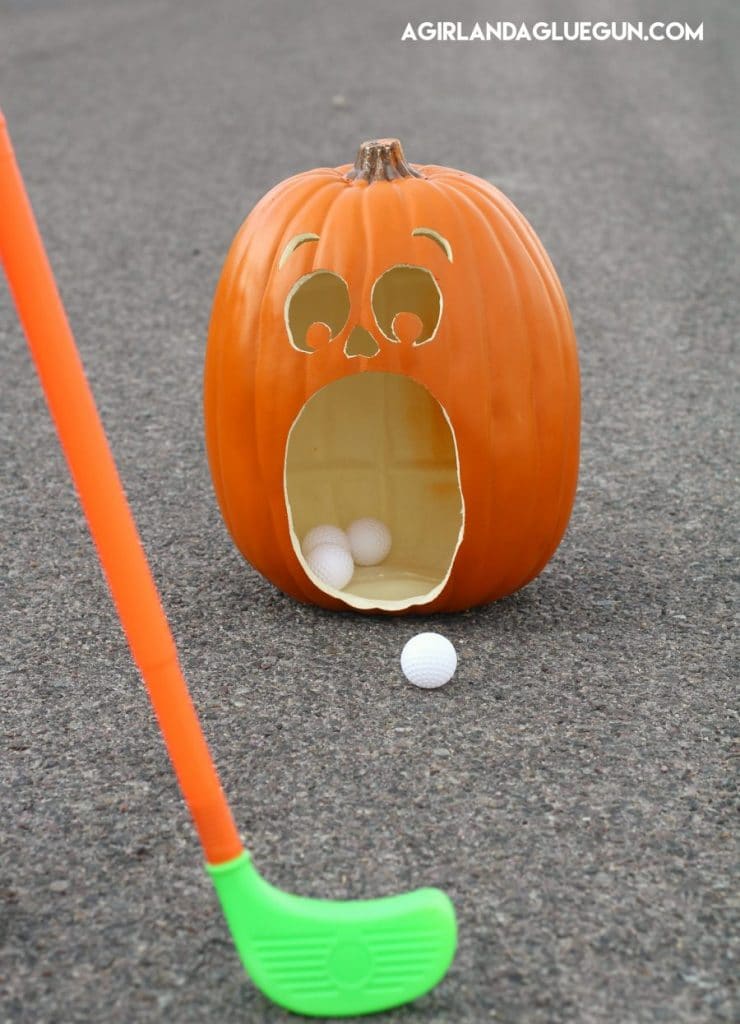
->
[204,139,579,613]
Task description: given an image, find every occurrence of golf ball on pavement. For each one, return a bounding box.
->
[302,524,350,555]
[401,632,457,689]
[306,542,354,590]
[347,517,392,566]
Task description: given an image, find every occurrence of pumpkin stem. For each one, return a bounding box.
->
[346,139,422,183]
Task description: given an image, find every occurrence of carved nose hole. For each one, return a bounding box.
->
[344,325,380,359]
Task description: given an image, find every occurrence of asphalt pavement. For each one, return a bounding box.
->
[0,1,737,1022]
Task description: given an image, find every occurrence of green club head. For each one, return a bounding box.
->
[207,852,457,1018]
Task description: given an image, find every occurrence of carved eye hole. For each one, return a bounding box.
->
[285,271,351,354]
[371,265,442,347]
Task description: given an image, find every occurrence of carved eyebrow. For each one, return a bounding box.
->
[279,232,320,270]
[412,227,453,263]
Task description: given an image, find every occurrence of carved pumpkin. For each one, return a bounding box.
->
[204,139,579,613]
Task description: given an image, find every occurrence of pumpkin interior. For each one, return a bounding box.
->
[284,372,464,611]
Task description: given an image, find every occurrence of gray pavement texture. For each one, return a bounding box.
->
[0,1,737,1022]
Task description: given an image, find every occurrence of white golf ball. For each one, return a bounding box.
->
[401,632,457,689]
[302,524,350,556]
[346,517,392,566]
[306,542,354,590]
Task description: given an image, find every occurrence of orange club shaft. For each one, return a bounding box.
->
[0,111,242,866]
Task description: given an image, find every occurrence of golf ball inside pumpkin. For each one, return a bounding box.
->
[347,517,392,566]
[302,524,351,556]
[401,632,457,689]
[306,542,354,590]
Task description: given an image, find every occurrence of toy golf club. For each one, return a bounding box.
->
[0,111,456,1018]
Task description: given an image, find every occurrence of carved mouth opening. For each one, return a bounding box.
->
[284,372,464,611]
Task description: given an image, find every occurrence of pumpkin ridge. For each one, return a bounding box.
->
[454,173,580,581]
[207,235,256,551]
[372,177,454,604]
[204,266,232,521]
[446,175,577,593]
[442,177,542,599]
[443,179,525,602]
[415,176,486,609]
[441,172,567,313]
[461,177,579,582]
[454,179,551,589]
